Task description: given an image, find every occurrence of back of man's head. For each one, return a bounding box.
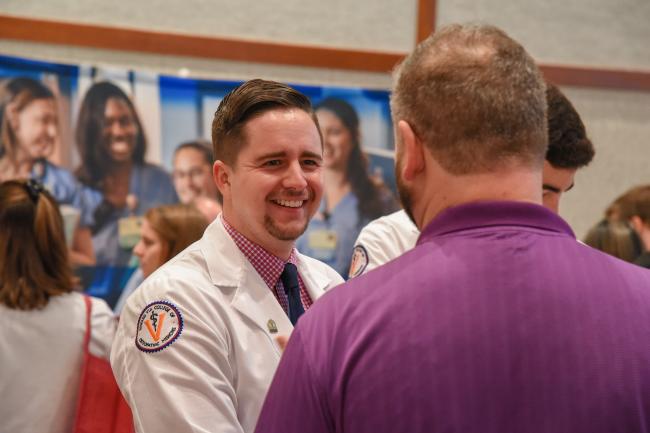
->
[391,23,547,175]
[546,83,594,169]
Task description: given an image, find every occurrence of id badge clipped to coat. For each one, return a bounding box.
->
[118,216,143,250]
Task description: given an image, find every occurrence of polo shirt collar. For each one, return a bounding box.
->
[417,200,575,245]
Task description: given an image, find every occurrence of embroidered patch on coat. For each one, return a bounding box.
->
[135,301,183,353]
[348,245,369,278]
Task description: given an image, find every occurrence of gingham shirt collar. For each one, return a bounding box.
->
[221,216,299,291]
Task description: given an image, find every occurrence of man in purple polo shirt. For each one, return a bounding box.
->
[255,24,650,433]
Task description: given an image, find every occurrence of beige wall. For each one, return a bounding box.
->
[1,0,649,237]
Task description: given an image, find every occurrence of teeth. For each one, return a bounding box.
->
[275,199,303,208]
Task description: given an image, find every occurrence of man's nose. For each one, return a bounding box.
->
[282,161,308,190]
[133,240,144,257]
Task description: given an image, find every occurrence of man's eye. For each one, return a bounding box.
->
[302,159,320,167]
[264,160,282,167]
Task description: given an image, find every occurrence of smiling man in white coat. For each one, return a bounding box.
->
[110,79,344,433]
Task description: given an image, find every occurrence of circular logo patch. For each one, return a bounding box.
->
[348,245,369,278]
[135,301,183,353]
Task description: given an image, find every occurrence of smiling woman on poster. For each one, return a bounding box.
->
[296,97,397,277]
[0,77,101,265]
[75,81,178,268]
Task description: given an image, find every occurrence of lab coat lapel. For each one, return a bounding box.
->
[202,216,292,356]
[231,260,293,354]
[297,253,331,301]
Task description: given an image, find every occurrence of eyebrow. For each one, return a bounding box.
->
[254,150,323,163]
[302,150,323,161]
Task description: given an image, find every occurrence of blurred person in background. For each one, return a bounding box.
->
[114,203,209,313]
[610,184,650,268]
[584,219,643,263]
[0,179,115,433]
[297,97,397,277]
[75,81,177,268]
[541,83,595,213]
[172,139,221,221]
[0,76,100,265]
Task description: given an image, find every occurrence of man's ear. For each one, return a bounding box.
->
[396,120,425,182]
[630,215,645,234]
[213,160,231,197]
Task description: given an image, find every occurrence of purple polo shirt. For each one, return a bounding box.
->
[255,201,650,433]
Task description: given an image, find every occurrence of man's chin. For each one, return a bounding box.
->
[179,192,197,205]
[264,217,308,242]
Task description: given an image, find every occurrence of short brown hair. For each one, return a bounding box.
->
[211,79,320,165]
[144,204,209,262]
[391,23,547,175]
[546,83,594,169]
[0,180,75,310]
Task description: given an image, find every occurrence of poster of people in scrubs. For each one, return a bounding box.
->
[0,54,398,307]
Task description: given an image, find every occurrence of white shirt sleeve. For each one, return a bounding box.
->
[110,274,244,433]
[349,210,420,278]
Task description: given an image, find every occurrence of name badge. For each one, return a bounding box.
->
[308,229,337,250]
[307,229,338,261]
[118,216,143,249]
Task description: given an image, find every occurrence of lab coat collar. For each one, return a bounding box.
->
[200,215,332,353]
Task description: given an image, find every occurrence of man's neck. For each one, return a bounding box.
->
[416,168,543,230]
[221,211,294,261]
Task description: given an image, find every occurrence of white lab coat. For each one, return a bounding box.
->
[111,216,344,433]
[350,209,420,277]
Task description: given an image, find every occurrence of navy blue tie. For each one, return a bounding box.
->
[280,263,304,325]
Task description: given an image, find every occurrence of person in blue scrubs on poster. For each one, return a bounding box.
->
[0,76,101,265]
[297,98,397,277]
[75,81,177,269]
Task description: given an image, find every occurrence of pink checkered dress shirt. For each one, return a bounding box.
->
[222,217,313,315]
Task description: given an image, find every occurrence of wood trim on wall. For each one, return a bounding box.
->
[1,13,650,92]
[0,15,403,73]
[541,64,650,93]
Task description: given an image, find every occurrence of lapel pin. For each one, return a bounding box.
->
[267,319,278,334]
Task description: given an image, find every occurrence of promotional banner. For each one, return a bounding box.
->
[0,54,398,308]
